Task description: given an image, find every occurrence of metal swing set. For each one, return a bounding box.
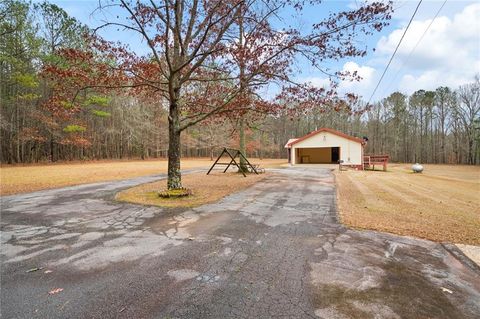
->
[206,148,264,177]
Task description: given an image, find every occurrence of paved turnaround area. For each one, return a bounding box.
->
[1,167,479,318]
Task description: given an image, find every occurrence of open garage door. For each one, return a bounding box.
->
[296,147,340,164]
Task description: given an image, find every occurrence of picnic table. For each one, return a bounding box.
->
[363,155,389,171]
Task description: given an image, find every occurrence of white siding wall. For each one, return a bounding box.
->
[291,132,363,165]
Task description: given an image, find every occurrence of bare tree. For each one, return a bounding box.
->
[457,76,480,164]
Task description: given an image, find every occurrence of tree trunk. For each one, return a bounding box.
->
[239,117,248,172]
[50,134,55,162]
[237,9,249,173]
[167,101,182,189]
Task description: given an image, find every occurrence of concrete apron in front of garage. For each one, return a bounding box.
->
[1,168,479,318]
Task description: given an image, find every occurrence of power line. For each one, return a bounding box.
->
[367,0,423,105]
[381,0,447,96]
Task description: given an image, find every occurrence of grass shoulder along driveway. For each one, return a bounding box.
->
[116,171,270,208]
[335,164,480,245]
[0,158,285,195]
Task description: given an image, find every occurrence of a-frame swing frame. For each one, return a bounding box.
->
[206,148,258,177]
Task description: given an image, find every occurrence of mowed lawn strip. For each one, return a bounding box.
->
[335,164,480,245]
[0,158,286,195]
[116,172,270,208]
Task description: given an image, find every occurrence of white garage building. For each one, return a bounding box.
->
[285,128,366,169]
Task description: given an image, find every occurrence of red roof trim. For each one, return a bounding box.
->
[287,128,364,146]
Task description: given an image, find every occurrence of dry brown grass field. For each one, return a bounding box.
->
[335,163,480,245]
[116,171,270,208]
[0,158,286,195]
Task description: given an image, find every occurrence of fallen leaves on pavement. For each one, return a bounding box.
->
[48,288,63,295]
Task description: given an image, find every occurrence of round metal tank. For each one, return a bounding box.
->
[412,163,424,173]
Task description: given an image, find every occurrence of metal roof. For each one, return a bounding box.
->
[285,128,364,148]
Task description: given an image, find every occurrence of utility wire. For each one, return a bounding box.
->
[381,0,447,95]
[367,0,423,105]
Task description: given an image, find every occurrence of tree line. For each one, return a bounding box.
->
[2,0,395,190]
[2,0,477,181]
[266,80,480,165]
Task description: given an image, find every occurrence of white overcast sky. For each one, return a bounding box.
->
[338,0,480,100]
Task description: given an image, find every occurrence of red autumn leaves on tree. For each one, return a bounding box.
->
[42,0,392,189]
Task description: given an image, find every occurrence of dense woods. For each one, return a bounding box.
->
[270,80,480,165]
[1,0,479,169]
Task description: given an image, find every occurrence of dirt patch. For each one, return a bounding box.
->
[335,164,480,245]
[0,158,285,195]
[115,172,270,208]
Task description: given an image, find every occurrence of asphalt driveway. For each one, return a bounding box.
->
[1,167,479,318]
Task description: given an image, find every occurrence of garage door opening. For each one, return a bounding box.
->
[296,147,340,164]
